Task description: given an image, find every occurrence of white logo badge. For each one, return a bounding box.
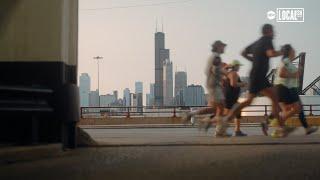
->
[267,8,304,23]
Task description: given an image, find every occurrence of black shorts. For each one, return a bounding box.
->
[276,84,300,104]
[249,76,272,94]
[225,96,238,109]
[225,98,241,119]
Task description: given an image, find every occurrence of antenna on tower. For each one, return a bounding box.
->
[161,17,164,32]
[155,18,158,32]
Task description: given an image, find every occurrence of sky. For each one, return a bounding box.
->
[78,0,320,99]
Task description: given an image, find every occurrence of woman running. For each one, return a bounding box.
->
[224,60,248,136]
[272,44,318,137]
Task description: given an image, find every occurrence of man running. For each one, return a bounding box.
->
[182,40,226,122]
[272,44,318,137]
[225,60,248,136]
[222,24,287,135]
[182,40,229,137]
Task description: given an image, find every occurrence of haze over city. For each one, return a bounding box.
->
[78,0,320,98]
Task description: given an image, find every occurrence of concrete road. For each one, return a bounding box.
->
[84,127,320,146]
[1,144,320,180]
[1,127,320,180]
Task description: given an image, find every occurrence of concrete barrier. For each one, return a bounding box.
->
[79,116,320,126]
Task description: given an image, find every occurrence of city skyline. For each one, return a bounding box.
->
[79,0,320,99]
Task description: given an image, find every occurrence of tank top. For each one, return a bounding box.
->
[274,58,298,88]
[225,72,241,99]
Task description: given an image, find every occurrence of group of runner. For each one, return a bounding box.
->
[183,24,318,138]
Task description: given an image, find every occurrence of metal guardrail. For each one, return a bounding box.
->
[80,104,320,118]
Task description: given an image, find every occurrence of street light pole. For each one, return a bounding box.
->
[93,56,103,106]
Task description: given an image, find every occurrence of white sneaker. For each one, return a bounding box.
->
[190,116,195,126]
[215,117,228,135]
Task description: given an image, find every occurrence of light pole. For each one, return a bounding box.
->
[93,56,103,106]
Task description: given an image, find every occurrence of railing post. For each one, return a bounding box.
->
[264,105,268,116]
[172,107,176,118]
[309,105,313,116]
[126,107,130,118]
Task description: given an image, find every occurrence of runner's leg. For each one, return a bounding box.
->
[260,87,281,124]
[225,93,255,122]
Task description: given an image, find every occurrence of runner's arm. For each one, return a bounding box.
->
[228,72,247,88]
[266,49,283,58]
[241,44,253,62]
[265,38,282,58]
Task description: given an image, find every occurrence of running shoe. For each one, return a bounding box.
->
[271,126,296,138]
[215,117,228,135]
[233,130,247,137]
[306,126,319,135]
[271,129,285,138]
[215,131,232,138]
[190,116,196,126]
[269,118,279,127]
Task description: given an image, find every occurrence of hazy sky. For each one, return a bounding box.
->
[79,0,320,99]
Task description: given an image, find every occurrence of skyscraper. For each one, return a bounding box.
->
[89,89,99,107]
[184,84,205,106]
[163,59,173,106]
[135,81,143,107]
[174,71,187,106]
[123,88,131,106]
[154,29,170,107]
[135,81,143,94]
[149,83,155,106]
[146,94,151,106]
[79,73,90,107]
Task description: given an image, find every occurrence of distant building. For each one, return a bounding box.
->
[79,73,90,107]
[136,93,143,113]
[123,88,131,106]
[154,30,170,107]
[130,93,137,107]
[113,90,118,101]
[146,93,151,106]
[100,94,116,107]
[184,84,205,106]
[135,81,143,94]
[163,59,173,106]
[174,71,187,106]
[89,89,99,107]
[149,83,155,106]
[135,81,143,107]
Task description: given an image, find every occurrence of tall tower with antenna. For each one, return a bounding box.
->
[154,19,169,106]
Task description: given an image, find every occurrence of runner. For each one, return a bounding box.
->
[182,40,226,123]
[182,40,229,137]
[272,44,318,137]
[224,60,248,136]
[221,24,290,136]
[204,55,229,136]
